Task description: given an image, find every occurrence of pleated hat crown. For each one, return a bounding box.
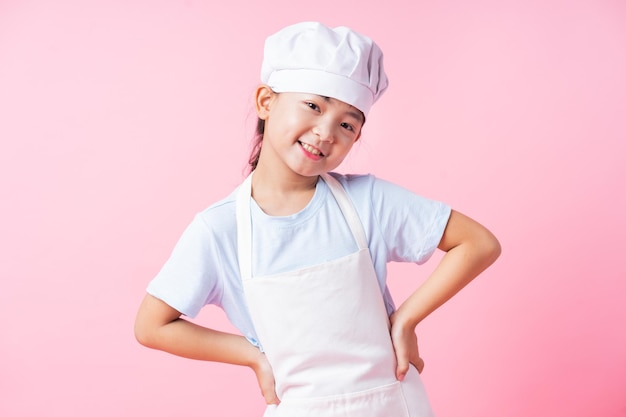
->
[261,22,388,116]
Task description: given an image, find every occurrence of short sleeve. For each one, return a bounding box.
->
[147,214,222,318]
[370,177,451,264]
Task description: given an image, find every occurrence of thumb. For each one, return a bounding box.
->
[263,389,280,405]
[259,376,280,405]
[394,342,410,381]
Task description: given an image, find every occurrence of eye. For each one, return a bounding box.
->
[305,102,320,112]
[340,122,355,132]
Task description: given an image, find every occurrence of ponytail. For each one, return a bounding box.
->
[248,118,265,172]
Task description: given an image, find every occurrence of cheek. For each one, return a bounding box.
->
[330,141,356,161]
[273,113,304,135]
[338,135,359,150]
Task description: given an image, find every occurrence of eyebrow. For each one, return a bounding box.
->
[320,95,365,123]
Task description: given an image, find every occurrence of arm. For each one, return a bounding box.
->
[134,294,279,404]
[391,209,501,380]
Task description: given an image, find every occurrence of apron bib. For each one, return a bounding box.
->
[236,173,434,417]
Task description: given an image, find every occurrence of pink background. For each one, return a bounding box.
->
[1,0,625,416]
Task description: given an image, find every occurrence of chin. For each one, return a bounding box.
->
[289,158,341,177]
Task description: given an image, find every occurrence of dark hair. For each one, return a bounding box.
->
[248,117,265,172]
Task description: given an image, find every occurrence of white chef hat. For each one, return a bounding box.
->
[260,22,388,117]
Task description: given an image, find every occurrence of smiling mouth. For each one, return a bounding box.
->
[299,141,324,157]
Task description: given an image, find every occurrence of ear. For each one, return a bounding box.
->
[255,84,276,120]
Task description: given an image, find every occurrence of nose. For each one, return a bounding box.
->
[312,121,334,143]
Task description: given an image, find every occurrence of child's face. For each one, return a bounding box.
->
[259,90,364,178]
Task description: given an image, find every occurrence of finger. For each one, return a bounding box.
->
[395,346,410,381]
[261,383,280,405]
[264,392,280,405]
[261,381,280,405]
[414,357,425,374]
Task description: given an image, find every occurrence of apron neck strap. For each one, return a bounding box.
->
[236,174,254,280]
[320,173,368,250]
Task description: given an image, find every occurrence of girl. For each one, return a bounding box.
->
[135,22,501,416]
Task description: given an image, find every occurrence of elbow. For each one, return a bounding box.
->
[134,315,161,349]
[482,231,502,265]
[134,294,181,349]
[134,321,152,348]
[134,294,177,349]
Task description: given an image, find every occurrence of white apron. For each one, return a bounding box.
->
[236,173,435,417]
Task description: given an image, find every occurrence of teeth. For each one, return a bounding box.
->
[301,142,322,156]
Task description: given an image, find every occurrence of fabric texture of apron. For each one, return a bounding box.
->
[236,173,435,417]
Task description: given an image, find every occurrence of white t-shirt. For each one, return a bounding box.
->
[147,173,451,348]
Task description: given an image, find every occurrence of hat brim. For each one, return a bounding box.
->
[267,69,374,116]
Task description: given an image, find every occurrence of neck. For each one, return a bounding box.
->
[250,164,320,217]
[252,158,319,193]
